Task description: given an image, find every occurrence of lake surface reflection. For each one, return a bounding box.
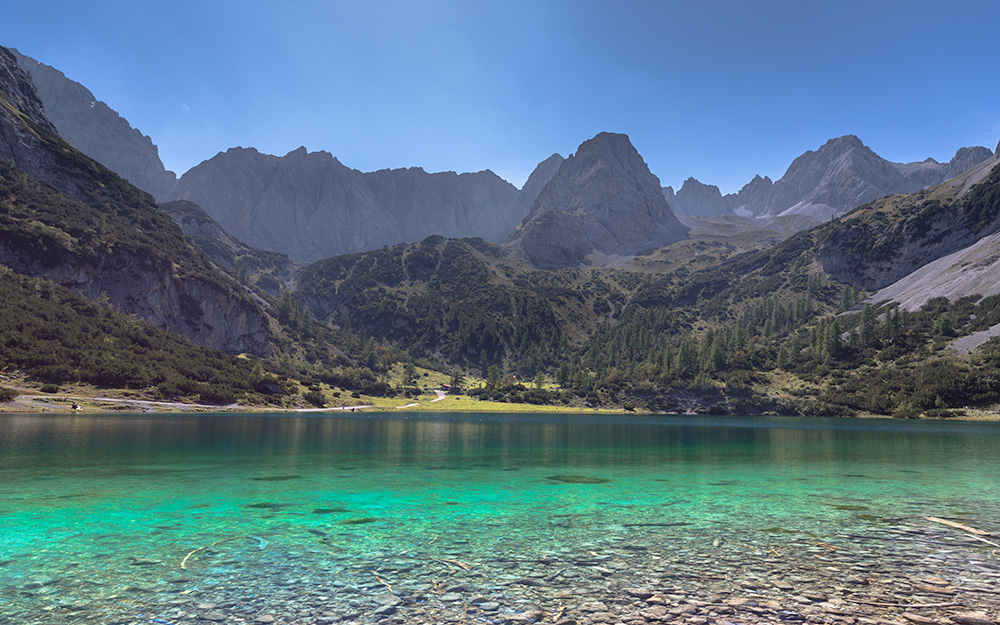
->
[2,413,999,624]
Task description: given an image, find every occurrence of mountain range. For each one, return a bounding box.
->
[12,49,994,264]
[5,43,1000,417]
[664,135,993,220]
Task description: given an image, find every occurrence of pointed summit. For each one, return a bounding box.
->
[507,132,688,269]
[763,134,911,220]
[520,153,564,209]
[823,134,865,151]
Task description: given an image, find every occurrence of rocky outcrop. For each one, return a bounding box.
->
[160,200,297,298]
[12,49,177,198]
[166,146,528,262]
[507,132,689,269]
[660,136,994,220]
[0,48,53,132]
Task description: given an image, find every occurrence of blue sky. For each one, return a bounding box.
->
[4,0,999,193]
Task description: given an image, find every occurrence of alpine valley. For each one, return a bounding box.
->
[4,44,1000,418]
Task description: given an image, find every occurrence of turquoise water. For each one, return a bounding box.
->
[2,413,999,624]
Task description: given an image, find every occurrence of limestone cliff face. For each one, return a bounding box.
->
[815,207,985,292]
[507,132,689,269]
[0,46,270,355]
[366,165,522,246]
[167,147,526,262]
[0,241,270,354]
[12,49,177,198]
[170,147,397,262]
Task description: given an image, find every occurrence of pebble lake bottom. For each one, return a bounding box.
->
[1,413,998,625]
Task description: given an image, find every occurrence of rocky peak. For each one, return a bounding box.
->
[764,134,911,219]
[730,175,774,217]
[674,178,727,217]
[506,132,688,269]
[742,174,774,193]
[945,145,995,177]
[825,134,865,151]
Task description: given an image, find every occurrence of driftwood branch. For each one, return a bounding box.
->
[925,516,992,536]
[925,517,1000,548]
[180,536,268,569]
[844,599,958,608]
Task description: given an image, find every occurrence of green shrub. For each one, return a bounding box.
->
[303,390,326,407]
[199,387,236,405]
[0,387,18,402]
[40,383,60,394]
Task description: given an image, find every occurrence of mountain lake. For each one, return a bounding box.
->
[1,412,999,625]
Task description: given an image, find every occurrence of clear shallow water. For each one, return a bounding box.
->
[2,413,999,624]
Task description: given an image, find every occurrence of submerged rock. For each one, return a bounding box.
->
[546,475,613,484]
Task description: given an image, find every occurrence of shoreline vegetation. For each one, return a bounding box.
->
[3,380,999,421]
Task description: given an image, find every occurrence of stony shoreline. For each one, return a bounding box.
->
[4,514,998,625]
